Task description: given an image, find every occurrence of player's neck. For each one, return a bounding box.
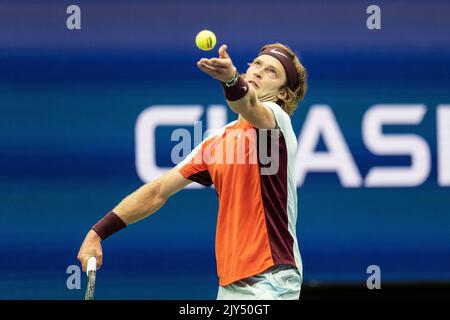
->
[237,114,246,126]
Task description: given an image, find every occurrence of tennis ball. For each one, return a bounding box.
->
[195,30,217,51]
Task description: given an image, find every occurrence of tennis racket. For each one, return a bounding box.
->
[84,256,97,300]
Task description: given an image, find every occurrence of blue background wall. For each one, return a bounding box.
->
[1,0,449,299]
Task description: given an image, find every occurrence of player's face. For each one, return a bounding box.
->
[244,55,287,101]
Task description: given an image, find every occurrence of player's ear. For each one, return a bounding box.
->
[277,87,288,100]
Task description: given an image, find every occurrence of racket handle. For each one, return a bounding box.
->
[87,256,97,275]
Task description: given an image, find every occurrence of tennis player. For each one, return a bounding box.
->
[77,43,307,300]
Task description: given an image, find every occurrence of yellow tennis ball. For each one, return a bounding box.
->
[195,30,217,51]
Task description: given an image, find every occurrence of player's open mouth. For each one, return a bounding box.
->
[248,80,259,89]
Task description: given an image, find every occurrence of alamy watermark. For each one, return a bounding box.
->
[366,264,381,289]
[67,263,384,291]
[66,264,81,290]
[366,5,381,30]
[66,5,81,30]
[171,121,281,175]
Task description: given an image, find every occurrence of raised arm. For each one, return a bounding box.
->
[197,44,276,129]
[77,167,191,271]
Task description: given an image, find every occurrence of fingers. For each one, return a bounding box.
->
[78,254,88,273]
[210,58,231,68]
[77,245,86,272]
[78,254,103,273]
[97,254,103,270]
[197,59,222,76]
[197,56,234,82]
[198,58,226,69]
[219,44,229,59]
[198,58,216,69]
[77,234,103,272]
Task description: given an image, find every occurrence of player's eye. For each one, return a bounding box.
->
[268,68,277,77]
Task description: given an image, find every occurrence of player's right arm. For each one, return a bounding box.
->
[77,167,191,272]
[113,167,191,225]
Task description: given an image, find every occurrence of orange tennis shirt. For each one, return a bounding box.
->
[176,102,302,286]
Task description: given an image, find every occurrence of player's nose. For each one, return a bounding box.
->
[253,70,263,79]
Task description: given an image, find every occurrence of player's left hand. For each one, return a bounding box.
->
[197,44,237,83]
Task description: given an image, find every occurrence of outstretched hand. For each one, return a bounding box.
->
[197,44,237,83]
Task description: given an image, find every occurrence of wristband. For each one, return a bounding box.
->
[222,76,249,101]
[91,211,127,240]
